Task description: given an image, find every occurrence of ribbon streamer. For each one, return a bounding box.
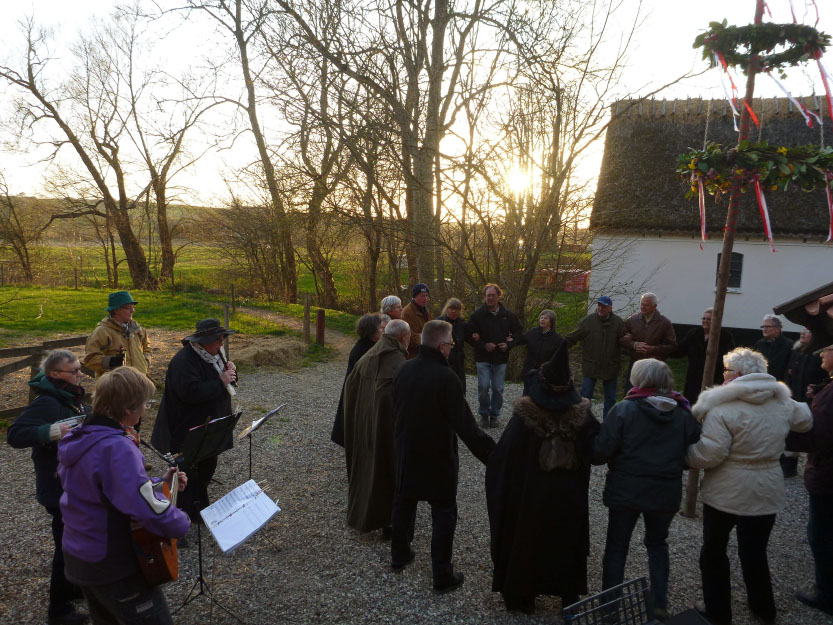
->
[753,175,776,252]
[692,173,707,249]
[815,51,833,120]
[788,0,797,22]
[826,171,833,243]
[768,73,822,127]
[715,53,740,131]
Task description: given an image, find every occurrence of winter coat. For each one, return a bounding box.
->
[343,334,407,531]
[785,343,825,403]
[674,326,735,404]
[465,304,524,365]
[83,316,150,377]
[593,396,701,513]
[519,327,564,378]
[787,379,833,496]
[7,373,89,508]
[486,395,598,600]
[754,334,793,381]
[401,301,431,359]
[58,414,190,585]
[331,337,376,447]
[393,345,496,502]
[686,373,813,516]
[565,311,626,381]
[151,343,233,458]
[438,314,467,390]
[620,311,677,363]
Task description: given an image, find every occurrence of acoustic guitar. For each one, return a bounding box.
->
[132,468,179,586]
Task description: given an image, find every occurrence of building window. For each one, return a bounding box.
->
[716,252,743,289]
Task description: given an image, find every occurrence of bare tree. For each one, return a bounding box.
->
[0,172,47,281]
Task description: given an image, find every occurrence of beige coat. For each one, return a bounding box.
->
[83,316,150,377]
[686,373,812,516]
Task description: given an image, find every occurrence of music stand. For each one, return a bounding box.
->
[237,403,286,480]
[175,411,243,622]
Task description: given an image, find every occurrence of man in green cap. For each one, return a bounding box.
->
[83,290,151,378]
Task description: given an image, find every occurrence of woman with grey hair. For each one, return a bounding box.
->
[592,358,700,621]
[380,295,403,320]
[519,310,563,388]
[8,349,90,624]
[687,347,813,625]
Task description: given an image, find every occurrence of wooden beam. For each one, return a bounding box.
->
[0,405,25,421]
[0,336,87,359]
[0,354,39,377]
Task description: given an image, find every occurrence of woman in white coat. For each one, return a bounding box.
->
[686,347,812,625]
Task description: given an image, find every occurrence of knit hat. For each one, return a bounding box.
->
[412,283,430,298]
[106,291,138,311]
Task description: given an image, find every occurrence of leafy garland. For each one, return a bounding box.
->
[677,140,833,200]
[695,20,830,76]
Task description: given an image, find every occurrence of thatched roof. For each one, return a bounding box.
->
[591,97,833,238]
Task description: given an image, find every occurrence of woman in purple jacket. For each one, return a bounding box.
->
[58,367,190,625]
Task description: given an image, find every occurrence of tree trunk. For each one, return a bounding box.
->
[153,182,175,283]
[306,179,338,308]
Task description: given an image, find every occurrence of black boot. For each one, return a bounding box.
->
[780,454,798,478]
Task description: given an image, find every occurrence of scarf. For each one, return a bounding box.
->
[625,386,691,410]
[50,379,86,412]
[190,342,235,396]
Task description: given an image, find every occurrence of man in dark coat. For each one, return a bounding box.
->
[8,350,89,625]
[486,342,600,614]
[343,319,409,533]
[391,320,496,593]
[619,292,677,393]
[465,283,524,427]
[151,319,237,522]
[674,307,734,405]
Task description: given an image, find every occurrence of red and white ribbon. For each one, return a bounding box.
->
[692,172,707,249]
[753,175,776,252]
[816,51,833,120]
[825,171,833,243]
[768,73,822,127]
[790,0,821,25]
[715,54,740,131]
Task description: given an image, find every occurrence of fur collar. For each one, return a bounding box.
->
[513,396,591,471]
[691,373,792,420]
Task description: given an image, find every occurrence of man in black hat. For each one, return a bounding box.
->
[83,290,151,378]
[151,319,237,522]
[401,283,432,359]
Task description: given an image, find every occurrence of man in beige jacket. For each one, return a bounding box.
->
[83,291,151,377]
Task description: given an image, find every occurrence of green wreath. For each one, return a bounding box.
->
[695,20,830,76]
[676,140,833,200]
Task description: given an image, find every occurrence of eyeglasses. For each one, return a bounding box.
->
[441,340,455,348]
[57,367,82,374]
[760,325,777,329]
[724,368,736,373]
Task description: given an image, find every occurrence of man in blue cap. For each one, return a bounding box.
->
[565,295,625,419]
[83,290,151,378]
[401,283,432,359]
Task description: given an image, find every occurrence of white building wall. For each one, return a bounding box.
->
[589,234,833,331]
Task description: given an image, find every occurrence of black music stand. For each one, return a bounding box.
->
[175,411,243,623]
[237,403,286,480]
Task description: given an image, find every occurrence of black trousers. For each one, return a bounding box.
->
[699,504,776,623]
[391,494,457,582]
[179,455,218,523]
[45,506,78,618]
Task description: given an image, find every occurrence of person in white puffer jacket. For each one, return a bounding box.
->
[686,347,813,625]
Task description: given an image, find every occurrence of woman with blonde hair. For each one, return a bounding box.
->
[438,298,467,389]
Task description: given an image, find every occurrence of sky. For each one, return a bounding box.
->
[1,0,832,202]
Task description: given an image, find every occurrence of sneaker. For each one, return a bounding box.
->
[391,548,415,572]
[796,589,833,616]
[433,571,464,593]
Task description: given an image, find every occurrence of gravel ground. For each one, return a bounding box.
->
[1,348,831,625]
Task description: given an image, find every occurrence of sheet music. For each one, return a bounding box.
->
[238,403,286,439]
[200,479,280,553]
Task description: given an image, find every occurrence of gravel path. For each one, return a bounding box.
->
[1,344,831,625]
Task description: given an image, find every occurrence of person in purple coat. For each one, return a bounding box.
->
[58,367,190,625]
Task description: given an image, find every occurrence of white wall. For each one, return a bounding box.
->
[590,234,833,331]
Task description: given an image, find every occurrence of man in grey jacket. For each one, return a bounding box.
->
[565,296,625,418]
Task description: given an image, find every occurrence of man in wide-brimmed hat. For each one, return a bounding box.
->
[83,290,151,378]
[151,319,237,523]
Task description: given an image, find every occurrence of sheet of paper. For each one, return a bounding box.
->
[200,479,281,553]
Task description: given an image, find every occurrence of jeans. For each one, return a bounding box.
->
[45,506,78,618]
[391,495,457,582]
[476,362,507,418]
[601,508,676,610]
[82,573,173,625]
[580,376,618,419]
[699,504,776,623]
[808,493,833,605]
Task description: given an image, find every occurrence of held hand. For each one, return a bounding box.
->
[806,384,815,399]
[498,342,508,351]
[636,343,652,355]
[485,342,496,352]
[176,471,188,492]
[221,369,236,385]
[59,422,73,438]
[622,333,633,343]
[109,353,124,368]
[471,333,480,342]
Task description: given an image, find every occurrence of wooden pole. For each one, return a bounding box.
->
[231,283,236,314]
[683,0,764,519]
[223,304,231,358]
[316,308,325,345]
[304,293,311,344]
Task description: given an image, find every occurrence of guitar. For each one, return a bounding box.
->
[131,452,180,586]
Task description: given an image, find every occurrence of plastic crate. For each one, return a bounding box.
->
[562,577,661,625]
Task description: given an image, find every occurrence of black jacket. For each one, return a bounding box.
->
[7,373,89,508]
[785,344,826,403]
[674,326,734,404]
[438,314,467,389]
[151,343,233,459]
[754,334,793,381]
[519,327,564,378]
[392,345,495,501]
[465,304,524,364]
[592,397,701,513]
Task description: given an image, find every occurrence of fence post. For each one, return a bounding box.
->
[1,264,4,286]
[316,308,325,345]
[231,283,236,314]
[223,304,231,358]
[74,267,78,290]
[303,293,311,344]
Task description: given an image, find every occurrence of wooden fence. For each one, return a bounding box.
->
[0,336,88,421]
